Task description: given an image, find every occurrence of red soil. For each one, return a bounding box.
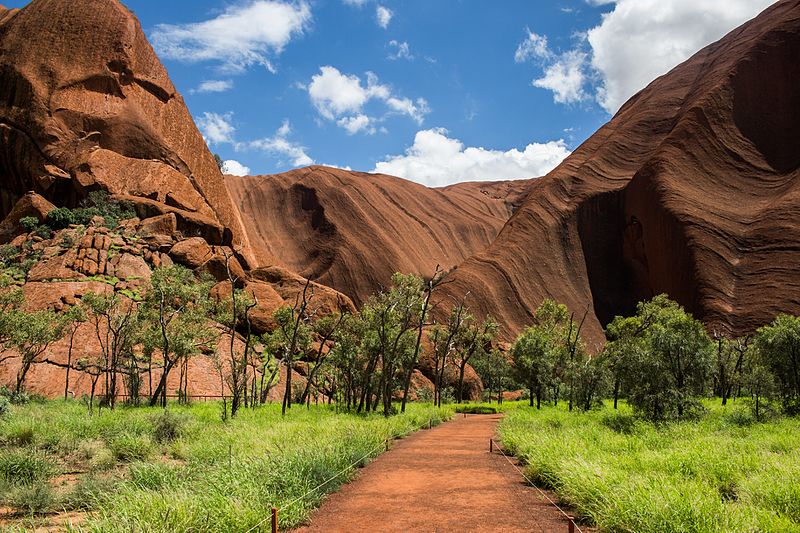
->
[293,414,574,532]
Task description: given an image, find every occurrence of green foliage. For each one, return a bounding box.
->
[18,216,39,232]
[45,206,78,229]
[500,401,800,533]
[2,481,58,514]
[754,314,800,413]
[604,295,713,422]
[152,410,188,444]
[0,400,451,529]
[0,451,55,485]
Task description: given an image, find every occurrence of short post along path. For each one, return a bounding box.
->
[293,413,572,532]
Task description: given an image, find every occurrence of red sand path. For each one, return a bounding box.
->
[293,414,573,532]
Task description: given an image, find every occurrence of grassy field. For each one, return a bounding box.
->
[499,400,800,532]
[0,400,452,532]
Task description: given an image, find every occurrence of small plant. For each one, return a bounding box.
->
[64,475,118,511]
[46,207,78,229]
[3,481,58,514]
[0,451,55,485]
[19,216,39,232]
[152,410,188,444]
[0,396,10,419]
[109,433,152,462]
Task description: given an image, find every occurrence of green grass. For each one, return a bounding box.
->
[0,400,451,531]
[499,400,800,532]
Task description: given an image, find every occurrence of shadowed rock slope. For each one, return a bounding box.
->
[438,0,800,346]
[0,0,249,255]
[226,166,531,306]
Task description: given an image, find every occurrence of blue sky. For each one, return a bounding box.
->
[6,0,776,185]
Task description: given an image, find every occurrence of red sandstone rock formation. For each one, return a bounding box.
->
[437,0,800,346]
[0,0,249,257]
[226,166,530,306]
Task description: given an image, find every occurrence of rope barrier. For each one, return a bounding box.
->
[490,438,583,533]
[244,423,424,533]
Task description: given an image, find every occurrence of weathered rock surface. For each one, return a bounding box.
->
[226,166,530,306]
[0,192,54,243]
[0,0,250,257]
[436,0,800,346]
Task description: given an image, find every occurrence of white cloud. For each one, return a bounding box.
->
[337,114,374,135]
[388,40,413,60]
[518,0,774,114]
[386,97,429,125]
[587,0,774,113]
[514,30,551,63]
[376,6,392,28]
[196,112,236,145]
[151,1,310,73]
[222,159,251,176]
[372,128,571,187]
[249,120,314,167]
[307,66,429,133]
[533,50,588,104]
[342,0,368,5]
[192,79,234,93]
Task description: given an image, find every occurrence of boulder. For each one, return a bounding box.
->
[0,192,55,243]
[249,266,356,316]
[211,280,284,334]
[111,253,151,280]
[138,213,177,237]
[169,237,213,269]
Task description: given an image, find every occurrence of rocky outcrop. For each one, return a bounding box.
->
[0,0,250,258]
[226,166,530,306]
[436,0,800,346]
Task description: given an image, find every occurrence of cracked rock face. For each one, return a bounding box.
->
[0,0,247,253]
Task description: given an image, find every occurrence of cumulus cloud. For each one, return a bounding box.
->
[307,66,429,133]
[249,120,314,167]
[196,112,236,145]
[518,0,774,113]
[372,128,571,187]
[587,0,773,113]
[151,1,310,73]
[376,6,393,28]
[192,79,234,94]
[515,30,588,105]
[388,40,413,60]
[222,159,251,176]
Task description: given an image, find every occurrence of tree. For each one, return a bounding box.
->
[616,295,714,422]
[754,314,800,413]
[263,283,314,415]
[472,348,512,404]
[62,305,87,400]
[511,300,573,409]
[327,313,366,411]
[83,291,138,408]
[711,332,750,406]
[300,312,346,405]
[358,274,423,416]
[453,315,498,403]
[9,309,68,394]
[142,266,213,407]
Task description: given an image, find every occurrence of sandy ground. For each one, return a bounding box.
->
[293,413,574,532]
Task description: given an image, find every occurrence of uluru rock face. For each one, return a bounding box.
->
[0,0,248,254]
[226,165,531,306]
[436,0,800,346]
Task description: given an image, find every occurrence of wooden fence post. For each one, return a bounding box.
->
[271,507,278,533]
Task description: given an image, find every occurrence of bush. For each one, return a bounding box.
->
[0,451,55,485]
[152,410,188,444]
[2,481,58,514]
[18,216,39,232]
[45,207,77,229]
[110,434,152,462]
[0,396,10,419]
[64,475,118,511]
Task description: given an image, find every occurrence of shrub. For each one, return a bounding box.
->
[110,434,152,462]
[19,216,39,232]
[152,410,188,444]
[0,451,55,485]
[45,207,77,229]
[2,481,58,514]
[0,396,10,419]
[64,475,118,511]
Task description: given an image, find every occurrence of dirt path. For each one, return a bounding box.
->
[293,414,572,532]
